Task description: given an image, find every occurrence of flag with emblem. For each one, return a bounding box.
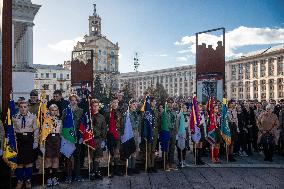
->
[177,111,186,150]
[3,98,17,169]
[37,91,48,127]
[79,111,96,150]
[190,96,201,143]
[60,106,76,157]
[220,98,231,145]
[143,96,154,142]
[206,97,216,145]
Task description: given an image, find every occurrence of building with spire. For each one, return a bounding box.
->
[72,4,120,94]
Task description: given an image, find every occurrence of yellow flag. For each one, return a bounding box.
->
[39,116,53,146]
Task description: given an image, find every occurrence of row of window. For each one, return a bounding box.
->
[35,83,70,91]
[35,73,70,79]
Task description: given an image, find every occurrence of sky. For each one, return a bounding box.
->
[32,0,284,73]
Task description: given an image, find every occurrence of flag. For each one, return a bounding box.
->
[206,97,216,146]
[3,99,17,169]
[143,96,154,142]
[60,106,76,157]
[37,91,48,127]
[39,116,53,146]
[120,110,136,160]
[79,112,96,150]
[220,98,231,145]
[190,96,201,143]
[177,112,186,150]
[159,103,170,152]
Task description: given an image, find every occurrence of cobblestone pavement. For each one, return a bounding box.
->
[34,167,284,189]
[33,152,284,189]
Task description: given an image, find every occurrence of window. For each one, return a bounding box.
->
[98,50,101,56]
[53,84,56,90]
[46,73,49,78]
[53,73,56,78]
[60,83,63,90]
[35,73,38,78]
[41,73,44,78]
[60,73,63,79]
[67,74,70,79]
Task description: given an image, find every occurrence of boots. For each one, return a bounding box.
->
[15,181,23,189]
[25,180,32,189]
[196,149,205,165]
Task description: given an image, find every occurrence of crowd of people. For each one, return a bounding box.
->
[0,89,283,189]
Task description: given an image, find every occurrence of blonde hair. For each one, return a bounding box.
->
[49,104,59,116]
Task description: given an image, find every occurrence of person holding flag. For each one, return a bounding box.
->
[61,94,83,183]
[143,96,159,173]
[121,99,140,175]
[190,96,205,165]
[212,104,222,163]
[13,101,39,189]
[89,99,107,180]
[105,96,123,177]
[227,100,238,162]
[41,104,62,187]
[176,103,188,167]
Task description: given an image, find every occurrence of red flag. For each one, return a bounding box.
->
[79,112,96,150]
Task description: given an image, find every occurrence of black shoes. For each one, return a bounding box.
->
[90,171,103,180]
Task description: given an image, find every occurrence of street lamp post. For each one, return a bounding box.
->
[134,52,139,99]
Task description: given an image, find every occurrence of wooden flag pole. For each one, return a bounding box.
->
[42,140,45,188]
[211,146,214,162]
[145,139,148,172]
[88,146,91,180]
[107,151,111,177]
[226,144,229,163]
[194,143,197,165]
[163,152,166,170]
[181,149,184,168]
[126,159,128,176]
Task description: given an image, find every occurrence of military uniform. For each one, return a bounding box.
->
[28,100,40,116]
[13,111,38,189]
[90,112,106,178]
[105,109,123,176]
[165,109,178,169]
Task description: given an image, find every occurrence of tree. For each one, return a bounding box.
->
[121,82,134,103]
[93,74,104,102]
[153,83,169,106]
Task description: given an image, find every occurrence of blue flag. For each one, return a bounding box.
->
[143,96,154,142]
[3,99,17,169]
[159,103,170,152]
[120,110,136,159]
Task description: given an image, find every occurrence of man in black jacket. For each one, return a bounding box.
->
[47,90,69,118]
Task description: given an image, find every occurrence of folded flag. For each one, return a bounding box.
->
[3,98,17,169]
[190,96,201,143]
[159,103,170,152]
[37,91,48,127]
[120,110,136,160]
[143,96,154,142]
[177,112,186,150]
[206,97,216,146]
[79,112,96,150]
[220,98,231,145]
[60,106,76,157]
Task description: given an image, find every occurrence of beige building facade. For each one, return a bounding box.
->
[33,64,71,100]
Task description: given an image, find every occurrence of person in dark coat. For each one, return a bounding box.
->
[47,90,69,119]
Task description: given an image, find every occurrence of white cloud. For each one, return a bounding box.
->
[174,26,284,57]
[177,49,192,54]
[148,54,168,57]
[48,36,84,53]
[176,57,188,62]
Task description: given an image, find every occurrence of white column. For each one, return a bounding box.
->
[23,26,28,65]
[266,79,269,101]
[26,24,33,66]
[274,80,278,101]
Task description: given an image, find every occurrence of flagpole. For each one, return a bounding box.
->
[181,149,184,167]
[107,151,110,177]
[194,143,197,165]
[226,144,228,163]
[126,159,128,176]
[42,140,45,188]
[211,146,214,162]
[145,139,148,172]
[88,146,91,180]
[163,152,166,170]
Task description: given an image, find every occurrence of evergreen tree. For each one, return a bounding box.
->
[122,82,134,103]
[93,75,104,101]
[154,83,169,105]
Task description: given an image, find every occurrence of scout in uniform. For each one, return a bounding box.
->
[44,104,62,187]
[90,99,107,180]
[105,97,123,177]
[13,101,39,189]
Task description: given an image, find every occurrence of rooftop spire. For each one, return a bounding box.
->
[93,4,96,16]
